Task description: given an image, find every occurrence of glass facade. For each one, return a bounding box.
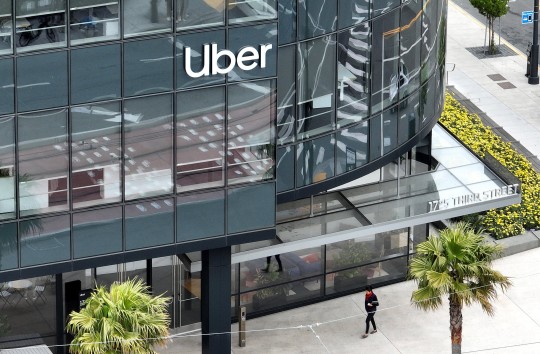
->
[0,0,446,347]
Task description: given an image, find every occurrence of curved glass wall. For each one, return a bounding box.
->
[0,0,446,282]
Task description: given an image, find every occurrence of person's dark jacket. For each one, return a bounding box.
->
[365,292,378,313]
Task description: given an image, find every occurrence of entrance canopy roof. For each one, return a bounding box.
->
[187,125,521,271]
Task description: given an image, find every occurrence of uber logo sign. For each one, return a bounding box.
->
[184,43,273,78]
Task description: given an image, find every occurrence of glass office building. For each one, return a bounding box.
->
[0,0,520,353]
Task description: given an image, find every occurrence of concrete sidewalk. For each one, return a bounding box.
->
[159,3,540,353]
[161,247,540,354]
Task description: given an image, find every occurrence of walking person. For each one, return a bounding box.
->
[362,285,378,338]
[263,254,283,272]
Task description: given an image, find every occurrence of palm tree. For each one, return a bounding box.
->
[408,222,511,354]
[67,278,171,354]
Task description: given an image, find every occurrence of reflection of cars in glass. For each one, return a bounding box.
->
[390,62,409,111]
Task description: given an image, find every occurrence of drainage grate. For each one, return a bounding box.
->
[466,44,517,59]
[487,74,506,81]
[497,81,516,89]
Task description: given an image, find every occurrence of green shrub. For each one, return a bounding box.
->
[440,93,540,239]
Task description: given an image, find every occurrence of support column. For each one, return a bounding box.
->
[201,247,231,354]
[56,274,65,354]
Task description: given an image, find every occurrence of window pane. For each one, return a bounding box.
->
[338,0,369,29]
[278,0,295,45]
[297,35,336,139]
[421,0,438,83]
[20,214,70,267]
[276,145,294,192]
[228,183,275,234]
[71,44,121,104]
[398,90,420,144]
[371,8,399,114]
[176,87,225,192]
[296,134,335,187]
[228,0,276,24]
[124,36,174,97]
[17,51,68,112]
[124,95,173,200]
[19,109,68,216]
[70,1,119,44]
[421,76,436,127]
[0,222,17,270]
[337,121,368,174]
[176,30,225,89]
[400,0,422,99]
[126,198,174,250]
[228,23,277,82]
[15,0,66,52]
[298,0,336,40]
[227,80,275,185]
[124,0,171,36]
[175,0,224,30]
[277,45,295,144]
[0,59,14,115]
[0,116,15,220]
[369,115,381,161]
[177,191,224,242]
[73,206,122,258]
[337,23,370,126]
[71,102,121,208]
[372,0,399,17]
[0,2,12,55]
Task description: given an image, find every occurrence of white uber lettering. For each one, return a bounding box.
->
[184,43,274,78]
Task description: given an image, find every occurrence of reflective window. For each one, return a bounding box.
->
[369,115,381,160]
[296,134,335,187]
[0,2,12,54]
[400,0,422,99]
[71,102,122,208]
[228,0,276,24]
[0,59,14,115]
[17,51,68,112]
[337,23,370,126]
[421,0,438,83]
[337,121,368,174]
[124,36,174,97]
[228,23,277,82]
[383,108,397,153]
[73,206,122,258]
[0,117,15,220]
[297,35,336,139]
[71,44,121,104]
[126,198,174,250]
[298,0,336,40]
[227,80,275,185]
[176,0,224,30]
[421,76,436,127]
[15,0,66,52]
[338,0,369,29]
[124,0,171,36]
[398,90,420,144]
[176,87,225,192]
[0,222,17,270]
[177,191,224,241]
[277,45,295,144]
[176,30,226,89]
[278,0,296,45]
[19,109,68,216]
[372,0,399,17]
[276,145,294,192]
[371,7,399,114]
[69,0,119,45]
[228,183,275,234]
[124,95,174,200]
[20,214,70,267]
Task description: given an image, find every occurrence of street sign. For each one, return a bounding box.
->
[523,11,534,24]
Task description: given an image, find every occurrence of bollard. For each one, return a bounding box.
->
[238,306,246,347]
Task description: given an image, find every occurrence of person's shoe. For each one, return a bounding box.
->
[370,330,377,334]
[362,334,368,338]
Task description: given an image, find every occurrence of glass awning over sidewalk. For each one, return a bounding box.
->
[188,124,521,270]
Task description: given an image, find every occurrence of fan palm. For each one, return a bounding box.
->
[408,222,511,354]
[67,278,171,354]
